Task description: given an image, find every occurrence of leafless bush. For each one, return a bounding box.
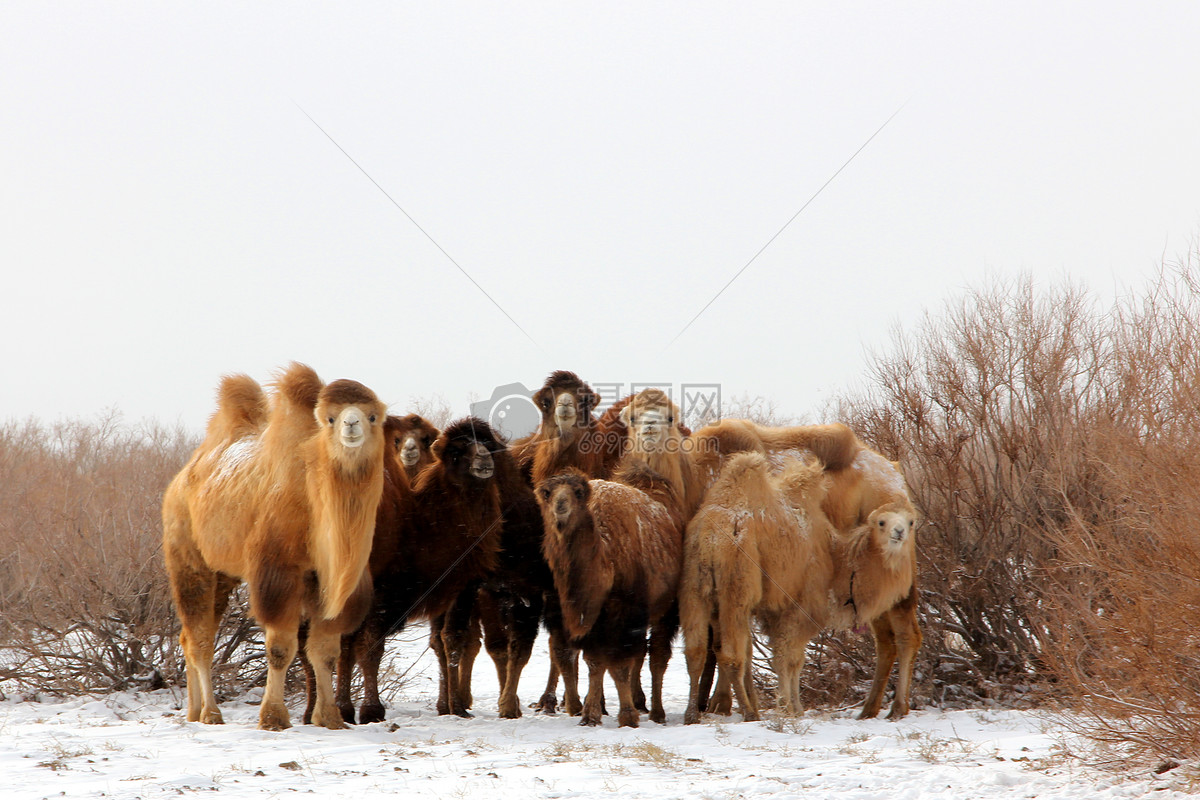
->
[831,257,1200,758]
[0,413,260,695]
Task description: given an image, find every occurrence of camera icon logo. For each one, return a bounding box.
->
[470,383,542,442]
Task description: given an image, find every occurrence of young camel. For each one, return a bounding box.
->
[162,363,387,730]
[537,462,684,727]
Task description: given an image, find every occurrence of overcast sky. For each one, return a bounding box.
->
[4,2,1198,436]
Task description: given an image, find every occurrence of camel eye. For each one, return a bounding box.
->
[573,487,584,500]
[878,520,886,527]
[369,414,377,424]
[327,416,335,425]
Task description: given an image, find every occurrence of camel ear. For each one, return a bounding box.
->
[584,390,601,416]
[533,386,553,412]
[618,402,633,426]
[430,437,445,460]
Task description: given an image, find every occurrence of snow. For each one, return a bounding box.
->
[1,627,1191,800]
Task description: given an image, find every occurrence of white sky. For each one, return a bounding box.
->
[4,2,1199,434]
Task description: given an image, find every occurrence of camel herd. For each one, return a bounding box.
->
[162,365,921,731]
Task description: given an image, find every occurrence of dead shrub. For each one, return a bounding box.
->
[831,257,1200,759]
[0,413,260,695]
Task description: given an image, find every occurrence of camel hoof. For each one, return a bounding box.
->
[454,708,474,719]
[857,707,880,721]
[579,715,601,727]
[886,706,909,721]
[197,709,224,725]
[649,708,666,725]
[498,701,522,719]
[683,707,700,725]
[618,709,640,728]
[533,693,558,714]
[742,710,760,723]
[357,703,385,724]
[258,714,292,732]
[564,698,583,717]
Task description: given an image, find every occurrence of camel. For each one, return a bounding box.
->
[537,461,684,727]
[390,413,440,480]
[680,450,921,723]
[339,417,504,722]
[162,363,387,730]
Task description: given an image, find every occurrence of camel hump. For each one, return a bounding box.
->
[712,451,771,491]
[211,374,268,439]
[271,362,323,412]
[796,423,861,472]
[774,455,829,504]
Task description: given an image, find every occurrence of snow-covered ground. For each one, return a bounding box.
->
[1,625,1192,800]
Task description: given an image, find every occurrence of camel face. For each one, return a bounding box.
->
[399,433,423,467]
[553,391,578,432]
[314,381,387,463]
[469,442,495,480]
[629,406,673,450]
[871,506,917,555]
[536,471,590,538]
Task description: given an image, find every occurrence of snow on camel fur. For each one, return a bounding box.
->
[537,461,684,727]
[681,451,921,723]
[162,363,387,731]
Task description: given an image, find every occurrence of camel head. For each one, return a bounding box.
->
[533,370,601,440]
[389,413,440,470]
[536,469,591,538]
[619,388,683,454]
[866,501,919,562]
[314,379,387,466]
[433,417,499,483]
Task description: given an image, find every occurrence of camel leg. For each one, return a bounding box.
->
[706,619,734,716]
[430,614,452,716]
[630,646,648,713]
[579,654,606,727]
[680,587,713,725]
[647,609,677,724]
[297,624,316,725]
[698,636,717,713]
[481,607,512,710]
[304,616,350,730]
[888,610,922,720]
[768,618,815,717]
[173,568,232,725]
[610,660,640,728]
[356,614,390,724]
[498,598,540,719]
[258,622,299,730]
[682,619,712,725]
[717,603,757,722]
[334,632,357,723]
[872,600,922,720]
[455,616,482,713]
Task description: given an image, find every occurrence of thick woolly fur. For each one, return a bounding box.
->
[681,448,921,724]
[537,462,684,727]
[162,363,387,732]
